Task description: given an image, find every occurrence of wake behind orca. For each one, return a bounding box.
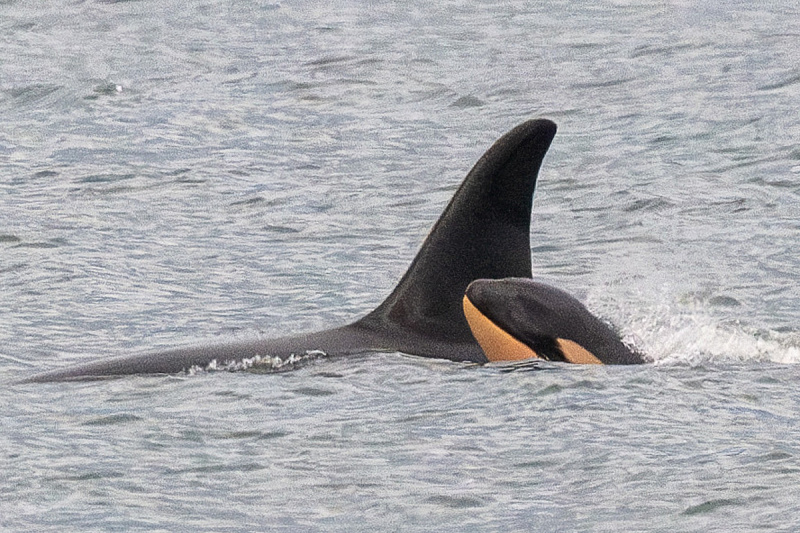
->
[22,119,642,383]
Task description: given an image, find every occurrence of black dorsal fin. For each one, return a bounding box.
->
[356,119,557,345]
[19,119,558,382]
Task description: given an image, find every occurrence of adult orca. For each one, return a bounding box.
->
[22,119,558,383]
[463,278,644,365]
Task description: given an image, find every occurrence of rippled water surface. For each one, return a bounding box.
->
[2,0,800,530]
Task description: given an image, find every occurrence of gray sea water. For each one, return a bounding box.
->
[2,0,800,530]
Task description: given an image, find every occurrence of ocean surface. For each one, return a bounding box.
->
[2,0,800,530]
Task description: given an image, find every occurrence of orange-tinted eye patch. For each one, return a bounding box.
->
[462,295,540,362]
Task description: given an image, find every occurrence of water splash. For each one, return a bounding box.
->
[623,304,800,366]
[186,350,328,376]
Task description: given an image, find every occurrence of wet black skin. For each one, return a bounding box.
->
[21,119,558,382]
[465,278,644,364]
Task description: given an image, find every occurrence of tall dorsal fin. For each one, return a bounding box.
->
[356,119,557,344]
[18,119,558,382]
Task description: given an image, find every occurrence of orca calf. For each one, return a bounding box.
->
[463,278,642,365]
[22,118,642,383]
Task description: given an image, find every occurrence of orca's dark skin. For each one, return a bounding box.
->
[22,119,559,382]
[463,278,644,365]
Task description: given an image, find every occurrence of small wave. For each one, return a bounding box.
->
[573,77,635,89]
[486,359,548,373]
[622,197,675,213]
[83,413,144,426]
[0,234,21,244]
[758,71,800,91]
[186,350,328,376]
[305,55,356,67]
[451,95,485,109]
[5,83,62,103]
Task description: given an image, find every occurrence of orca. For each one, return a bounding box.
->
[463,278,643,364]
[22,119,559,382]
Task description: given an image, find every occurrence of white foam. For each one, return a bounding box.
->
[186,350,328,375]
[621,304,800,366]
